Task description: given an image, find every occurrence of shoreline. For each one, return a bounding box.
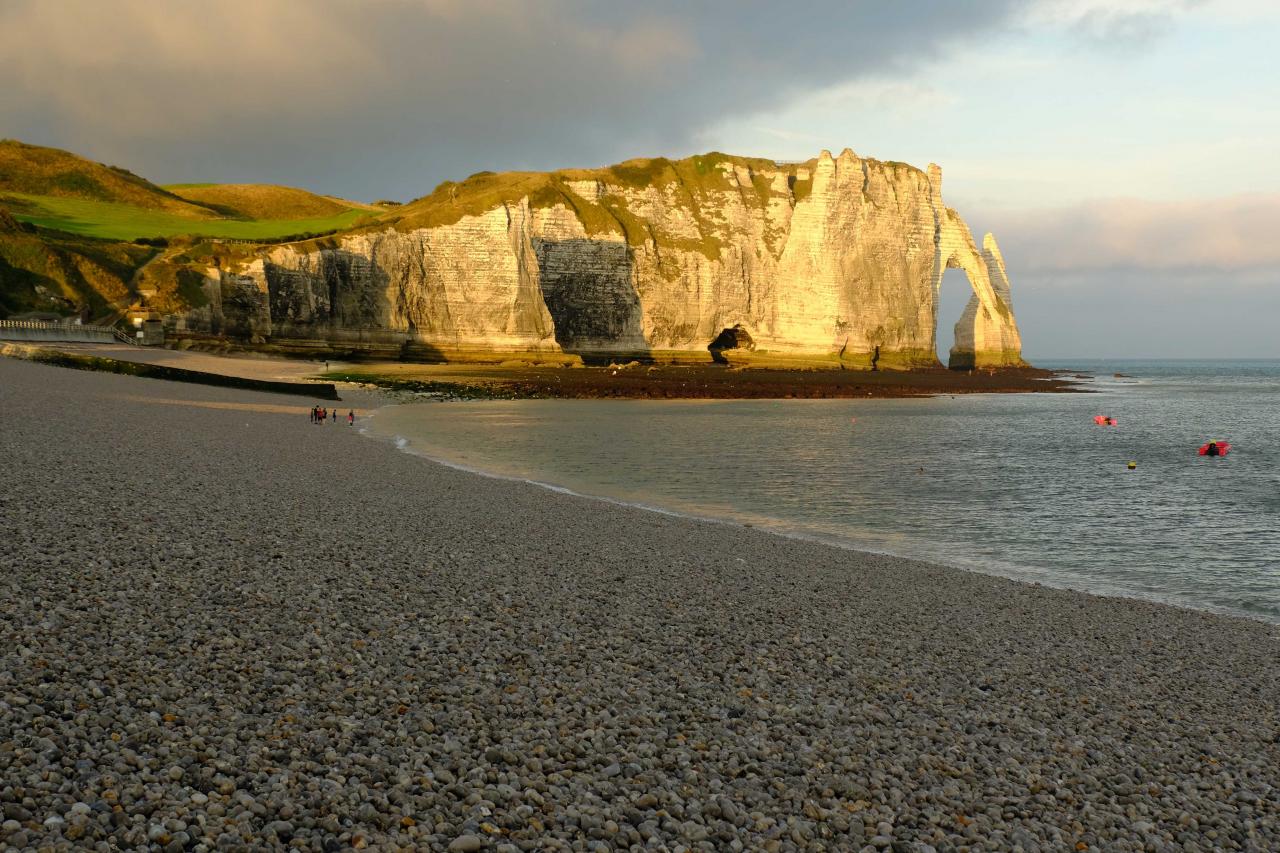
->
[2,358,1275,851]
[362,401,1277,627]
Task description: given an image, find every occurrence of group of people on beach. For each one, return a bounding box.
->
[310,405,355,426]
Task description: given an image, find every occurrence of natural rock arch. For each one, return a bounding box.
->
[933,201,1024,369]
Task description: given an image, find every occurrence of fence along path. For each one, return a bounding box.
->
[0,319,137,345]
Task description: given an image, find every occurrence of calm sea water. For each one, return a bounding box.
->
[365,360,1280,624]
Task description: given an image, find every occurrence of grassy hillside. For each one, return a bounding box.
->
[0,141,383,240]
[0,139,214,216]
[165,183,377,220]
[0,211,154,319]
[2,192,375,240]
[0,140,392,320]
[1,143,822,246]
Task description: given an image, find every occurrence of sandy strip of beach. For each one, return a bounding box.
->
[12,343,339,384]
[0,357,1275,852]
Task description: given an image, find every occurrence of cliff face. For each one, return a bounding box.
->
[186,150,1024,367]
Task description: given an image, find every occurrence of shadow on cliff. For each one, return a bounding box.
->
[533,238,650,364]
[265,250,388,340]
[259,250,446,361]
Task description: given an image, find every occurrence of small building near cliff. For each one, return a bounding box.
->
[125,305,165,346]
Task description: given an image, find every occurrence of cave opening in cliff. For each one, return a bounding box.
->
[937,268,974,368]
[708,325,754,364]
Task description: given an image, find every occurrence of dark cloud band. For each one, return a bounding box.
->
[0,0,1019,199]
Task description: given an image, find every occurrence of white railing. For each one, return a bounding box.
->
[0,319,139,345]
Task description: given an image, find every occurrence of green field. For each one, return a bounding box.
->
[2,192,375,240]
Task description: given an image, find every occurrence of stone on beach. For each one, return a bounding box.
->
[0,357,1275,851]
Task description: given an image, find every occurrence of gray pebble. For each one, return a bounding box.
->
[0,357,1276,853]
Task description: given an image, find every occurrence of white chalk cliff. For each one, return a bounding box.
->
[189,150,1024,368]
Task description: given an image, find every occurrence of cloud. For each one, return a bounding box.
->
[804,79,959,116]
[0,0,1024,199]
[990,194,1280,275]
[981,185,1280,358]
[0,0,376,135]
[1068,9,1177,47]
[1022,0,1197,48]
[960,190,1280,358]
[1012,265,1280,359]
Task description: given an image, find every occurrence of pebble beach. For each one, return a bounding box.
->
[0,357,1276,852]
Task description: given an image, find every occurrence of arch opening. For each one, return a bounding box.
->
[937,267,975,369]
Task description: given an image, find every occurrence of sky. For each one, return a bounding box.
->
[2,0,1277,358]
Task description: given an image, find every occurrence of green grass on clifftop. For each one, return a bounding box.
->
[390,152,815,261]
[1,140,384,240]
[2,192,375,240]
[0,139,214,216]
[164,183,377,221]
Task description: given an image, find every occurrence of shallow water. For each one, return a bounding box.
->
[365,360,1280,624]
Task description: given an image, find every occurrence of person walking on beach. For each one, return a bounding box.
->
[347,410,355,426]
[331,408,338,423]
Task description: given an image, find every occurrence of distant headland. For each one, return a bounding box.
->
[1,139,1023,370]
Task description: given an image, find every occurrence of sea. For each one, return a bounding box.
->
[363,360,1280,625]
